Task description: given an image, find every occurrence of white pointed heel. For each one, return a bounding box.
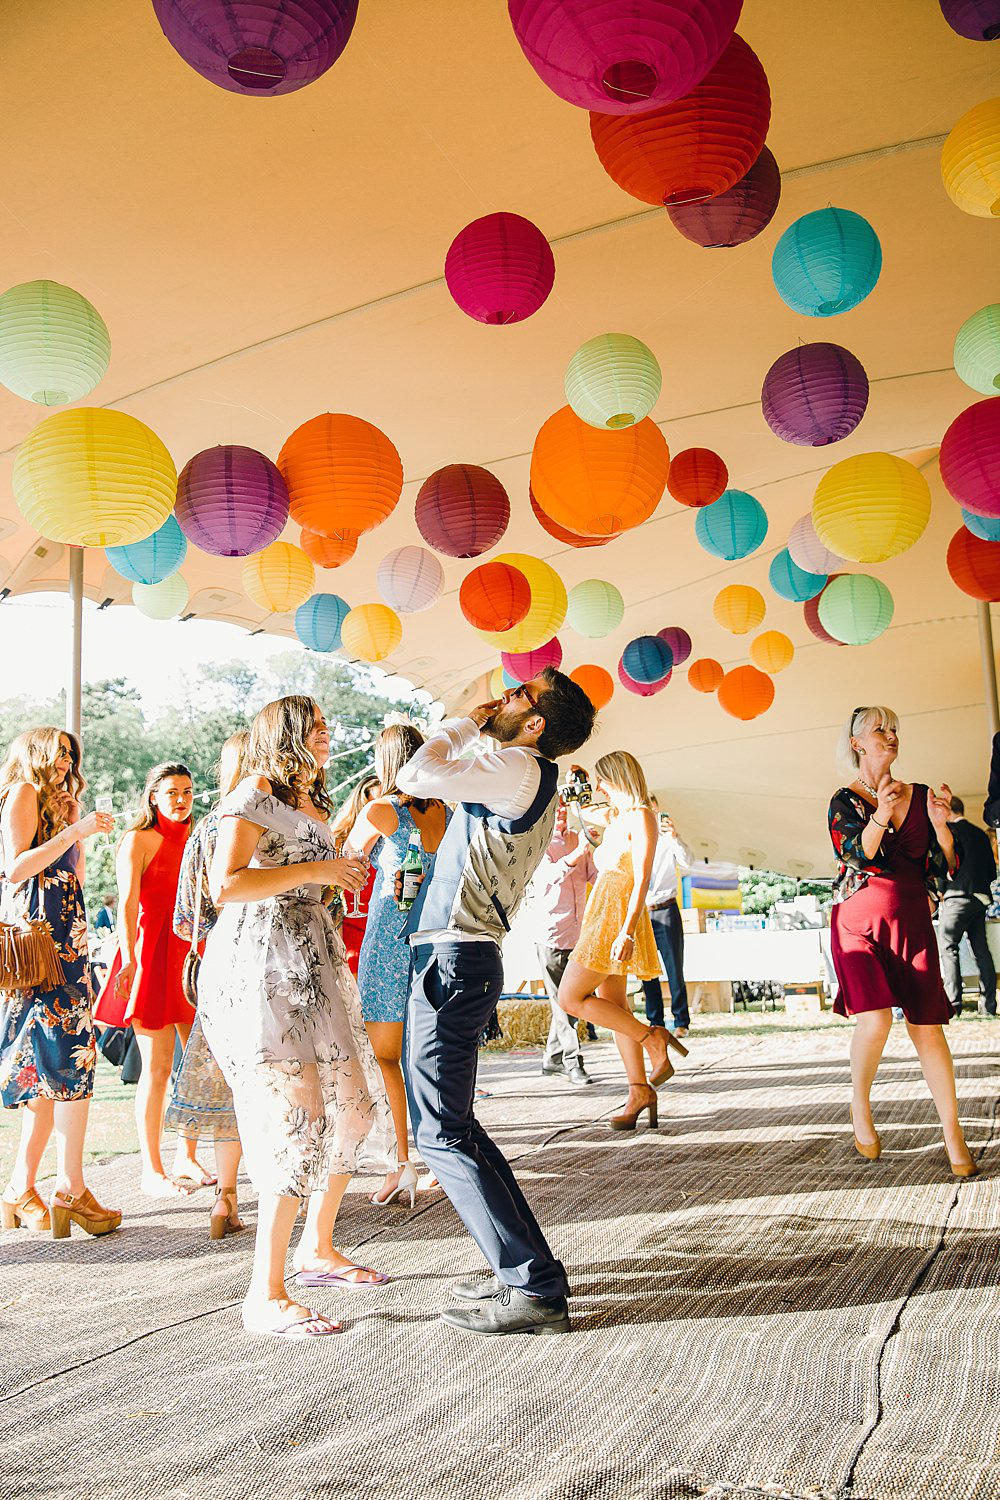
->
[371,1162,418,1208]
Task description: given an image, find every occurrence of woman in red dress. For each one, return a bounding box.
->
[331,774,378,978]
[95,762,206,1197]
[828,706,976,1177]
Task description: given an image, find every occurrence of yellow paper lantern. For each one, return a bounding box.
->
[12,408,176,547]
[812,452,931,564]
[341,603,403,662]
[488,666,506,698]
[477,552,567,652]
[942,97,1000,218]
[132,575,189,620]
[713,584,765,635]
[750,630,794,673]
[242,541,315,613]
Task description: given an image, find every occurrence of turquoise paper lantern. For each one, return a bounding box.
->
[695,490,768,560]
[817,573,893,645]
[622,634,673,684]
[564,333,662,430]
[106,515,187,585]
[963,506,1000,541]
[295,593,350,653]
[771,208,882,318]
[565,578,625,637]
[0,279,111,406]
[954,304,1000,395]
[502,668,520,690]
[768,548,827,602]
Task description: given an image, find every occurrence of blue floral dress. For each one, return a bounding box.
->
[0,841,95,1106]
[357,798,438,1025]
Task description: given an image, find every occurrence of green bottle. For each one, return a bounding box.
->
[398,832,424,911]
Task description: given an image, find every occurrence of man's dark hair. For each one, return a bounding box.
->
[950,794,965,815]
[533,667,596,760]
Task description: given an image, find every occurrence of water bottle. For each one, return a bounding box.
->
[398,833,424,911]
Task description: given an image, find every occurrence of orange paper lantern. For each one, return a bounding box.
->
[278,413,403,538]
[531,405,669,538]
[300,527,359,568]
[947,525,1000,601]
[688,657,724,693]
[570,663,614,709]
[667,447,728,508]
[459,561,531,631]
[529,488,618,547]
[717,665,775,720]
[713,584,765,634]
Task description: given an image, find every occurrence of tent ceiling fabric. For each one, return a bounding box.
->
[0,1,995,875]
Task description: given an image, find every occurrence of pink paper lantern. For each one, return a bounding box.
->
[939,396,1000,517]
[657,625,692,665]
[502,638,563,678]
[445,213,555,325]
[618,657,670,696]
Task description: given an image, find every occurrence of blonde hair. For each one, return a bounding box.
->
[331,772,379,849]
[375,723,429,811]
[837,705,900,775]
[216,730,250,802]
[594,751,652,810]
[0,727,85,842]
[130,762,193,832]
[248,695,333,817]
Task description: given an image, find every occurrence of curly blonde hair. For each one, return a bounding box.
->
[0,727,85,841]
[249,696,333,816]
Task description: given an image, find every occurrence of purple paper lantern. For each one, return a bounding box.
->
[657,625,692,666]
[445,213,555,325]
[502,638,563,679]
[939,0,1000,39]
[667,146,780,248]
[618,657,670,696]
[175,445,290,557]
[508,0,743,114]
[761,343,869,447]
[150,0,358,95]
[415,464,510,557]
[940,396,1000,517]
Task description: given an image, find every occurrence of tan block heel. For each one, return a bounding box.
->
[1,1185,51,1232]
[50,1187,121,1239]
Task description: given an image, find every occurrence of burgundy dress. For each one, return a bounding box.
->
[829,784,952,1024]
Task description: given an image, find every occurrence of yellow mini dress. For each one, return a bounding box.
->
[571,842,660,980]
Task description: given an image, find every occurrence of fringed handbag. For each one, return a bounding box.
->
[181,840,204,1009]
[0,869,66,993]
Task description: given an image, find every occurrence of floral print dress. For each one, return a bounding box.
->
[197,780,390,1198]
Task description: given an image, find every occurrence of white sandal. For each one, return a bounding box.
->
[370,1162,418,1208]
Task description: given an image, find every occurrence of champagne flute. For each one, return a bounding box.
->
[341,838,367,917]
[95,795,114,816]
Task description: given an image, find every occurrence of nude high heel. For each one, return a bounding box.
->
[609,1091,658,1131]
[209,1188,244,1239]
[850,1106,881,1161]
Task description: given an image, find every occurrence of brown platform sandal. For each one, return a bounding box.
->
[609,1089,658,1131]
[1,1185,51,1232]
[50,1187,122,1239]
[209,1188,245,1240]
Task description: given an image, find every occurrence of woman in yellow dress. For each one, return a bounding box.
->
[558,752,686,1129]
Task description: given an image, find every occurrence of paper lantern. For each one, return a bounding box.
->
[962,506,1000,540]
[531,406,669,537]
[718,665,774,720]
[761,343,869,447]
[667,447,728,507]
[818,574,893,645]
[376,546,444,614]
[954,304,1000,394]
[618,657,670,696]
[565,578,624,637]
[787,513,846,575]
[713,584,765,634]
[942,98,1000,217]
[459,562,531,631]
[508,0,743,114]
[590,36,770,206]
[132,575,188,621]
[570,664,614,710]
[176,444,289,557]
[750,630,793,673]
[107,515,187,585]
[341,603,402,663]
[529,488,617,547]
[804,575,846,647]
[666,146,780,247]
[488,667,507,698]
[768,549,826,603]
[502,669,521,690]
[688,657,724,692]
[947,526,1000,600]
[278,413,403,538]
[12,409,177,548]
[0,280,110,406]
[657,625,692,665]
[939,1,1000,39]
[502,639,563,678]
[300,527,358,568]
[812,452,931,563]
[150,0,358,94]
[695,489,768,560]
[939,396,1000,517]
[623,634,673,683]
[771,208,882,317]
[445,213,554,325]
[295,593,350,652]
[416,464,510,557]
[564,333,662,429]
[480,553,567,651]
[242,541,315,614]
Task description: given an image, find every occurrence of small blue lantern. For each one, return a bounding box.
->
[295,593,350,653]
[106,514,186,585]
[769,548,827,602]
[622,635,673,684]
[771,207,882,318]
[695,490,768,561]
[962,506,1000,541]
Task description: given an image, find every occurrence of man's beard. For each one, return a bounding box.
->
[483,704,532,743]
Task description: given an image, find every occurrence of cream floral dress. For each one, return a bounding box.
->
[197,779,389,1198]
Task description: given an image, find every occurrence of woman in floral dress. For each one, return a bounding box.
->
[0,728,119,1237]
[199,696,392,1340]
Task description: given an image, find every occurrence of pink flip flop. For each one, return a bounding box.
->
[241,1307,342,1339]
[295,1265,392,1287]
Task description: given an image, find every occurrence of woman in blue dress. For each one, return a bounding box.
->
[351,724,447,1207]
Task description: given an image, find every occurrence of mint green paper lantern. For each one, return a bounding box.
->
[132,575,189,620]
[564,333,662,430]
[817,573,893,645]
[566,578,624,637]
[954,304,1000,395]
[0,280,110,405]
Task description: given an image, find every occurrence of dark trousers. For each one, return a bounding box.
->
[641,901,690,1030]
[939,896,997,1013]
[404,941,569,1300]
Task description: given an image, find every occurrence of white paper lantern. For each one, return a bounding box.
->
[787,512,846,575]
[376,545,444,613]
[132,575,189,620]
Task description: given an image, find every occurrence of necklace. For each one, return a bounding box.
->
[857,777,879,800]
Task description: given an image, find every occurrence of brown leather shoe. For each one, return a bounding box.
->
[51,1187,122,1239]
[609,1089,658,1131]
[1,1184,51,1232]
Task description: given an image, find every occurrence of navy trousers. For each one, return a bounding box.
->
[404,940,569,1300]
[641,901,690,1030]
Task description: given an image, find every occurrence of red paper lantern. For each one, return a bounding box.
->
[278,413,403,537]
[666,145,780,247]
[445,213,555,325]
[947,525,1000,601]
[667,447,728,508]
[529,488,617,547]
[803,573,846,646]
[717,664,774,719]
[416,464,510,558]
[688,657,724,692]
[531,406,669,538]
[570,663,614,709]
[590,36,770,207]
[459,561,531,631]
[300,527,358,568]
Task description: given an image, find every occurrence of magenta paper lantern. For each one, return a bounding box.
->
[667,145,780,248]
[445,213,555,325]
[502,638,563,678]
[761,343,869,447]
[175,445,290,557]
[508,0,743,114]
[939,1,1000,39]
[658,625,692,665]
[150,0,358,95]
[939,397,1000,517]
[416,464,510,557]
[618,657,670,696]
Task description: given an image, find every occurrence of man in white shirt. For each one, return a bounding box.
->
[640,797,692,1037]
